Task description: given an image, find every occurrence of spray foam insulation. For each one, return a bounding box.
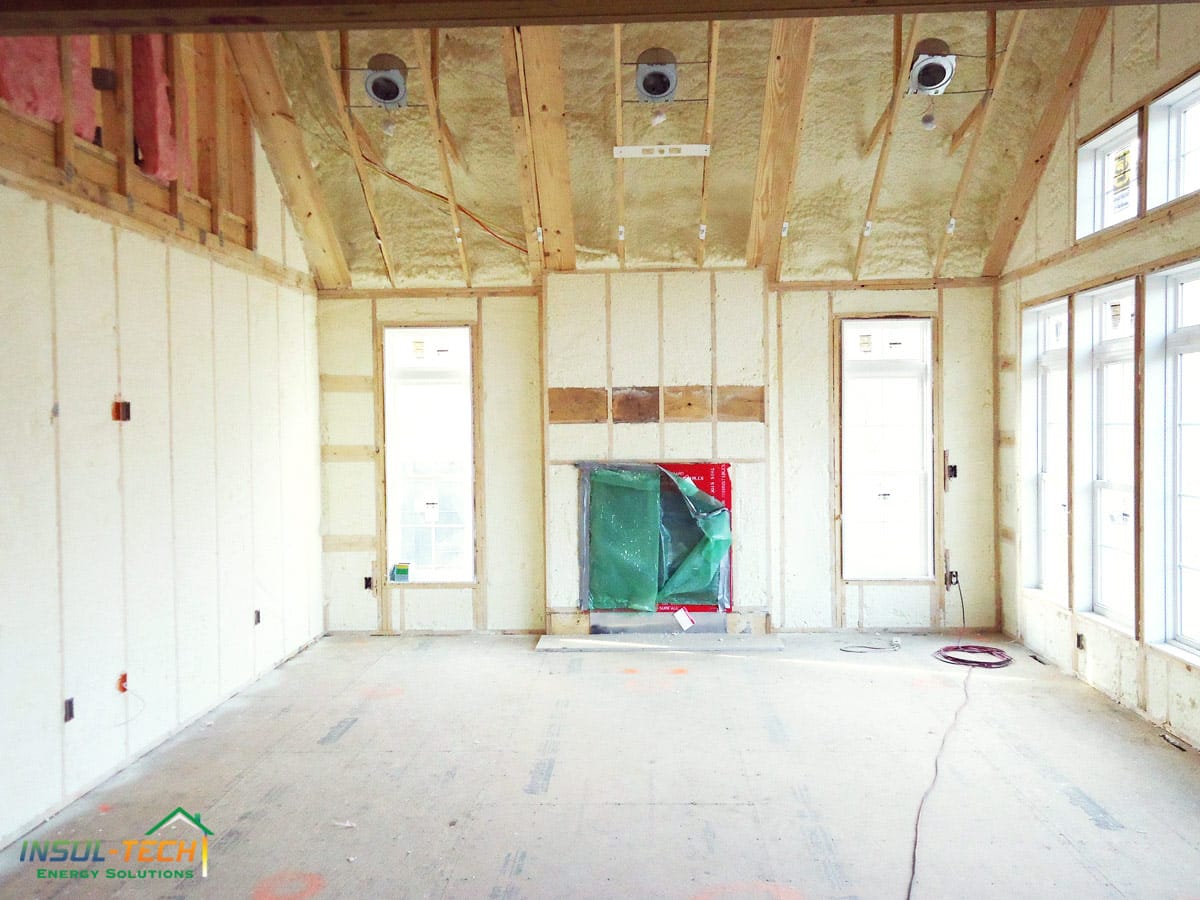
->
[274,12,1087,287]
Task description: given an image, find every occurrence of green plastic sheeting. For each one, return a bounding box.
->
[585,465,732,611]
[657,469,731,604]
[587,467,661,611]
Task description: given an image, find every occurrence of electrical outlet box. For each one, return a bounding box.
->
[945,570,959,588]
[254,609,261,625]
[64,698,74,722]
[111,400,131,421]
[364,576,373,590]
[1076,633,1086,650]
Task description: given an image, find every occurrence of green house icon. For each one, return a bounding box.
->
[145,807,215,837]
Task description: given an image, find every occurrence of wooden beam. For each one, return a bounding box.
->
[224,32,351,288]
[861,16,901,156]
[195,35,229,235]
[0,0,1150,35]
[933,11,1026,276]
[745,18,817,275]
[428,29,466,169]
[852,14,920,280]
[339,30,352,110]
[614,24,626,268]
[499,26,544,284]
[696,21,720,267]
[948,12,994,156]
[55,37,74,175]
[316,32,399,286]
[948,100,983,155]
[519,25,576,271]
[165,34,185,215]
[982,6,1109,277]
[413,28,472,286]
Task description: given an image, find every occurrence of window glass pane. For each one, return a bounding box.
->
[1183,103,1200,196]
[384,327,475,583]
[1097,487,1135,625]
[1102,138,1139,227]
[841,319,933,580]
[1101,294,1136,341]
[1100,359,1134,484]
[1181,566,1200,645]
[1042,309,1069,351]
[1178,278,1200,329]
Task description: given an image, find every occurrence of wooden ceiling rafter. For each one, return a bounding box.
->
[948,11,994,156]
[413,28,472,286]
[315,31,400,286]
[518,25,577,271]
[225,32,352,289]
[933,9,1026,277]
[982,6,1110,276]
[696,20,720,267]
[745,17,817,278]
[500,25,545,284]
[861,16,902,157]
[852,13,921,280]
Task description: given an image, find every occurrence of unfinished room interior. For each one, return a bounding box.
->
[3,0,1200,896]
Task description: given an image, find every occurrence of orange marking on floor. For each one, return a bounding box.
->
[251,871,327,900]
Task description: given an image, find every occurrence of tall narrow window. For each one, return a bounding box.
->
[1167,268,1200,649]
[1085,282,1136,627]
[1077,115,1140,239]
[383,327,475,583]
[1021,300,1069,597]
[840,318,933,580]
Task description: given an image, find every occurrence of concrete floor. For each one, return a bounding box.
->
[3,632,1200,899]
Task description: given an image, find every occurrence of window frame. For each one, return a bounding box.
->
[1076,114,1141,240]
[1148,71,1200,210]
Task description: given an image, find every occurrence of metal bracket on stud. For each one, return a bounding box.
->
[698,223,707,240]
[863,221,873,237]
[781,221,790,238]
[618,225,625,241]
[946,217,957,235]
[536,227,544,243]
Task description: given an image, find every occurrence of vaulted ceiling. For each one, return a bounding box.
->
[263,8,1099,288]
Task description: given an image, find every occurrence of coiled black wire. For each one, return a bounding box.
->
[934,581,1013,669]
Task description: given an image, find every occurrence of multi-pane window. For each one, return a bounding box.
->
[1021,301,1069,597]
[840,318,933,580]
[1148,72,1200,209]
[1077,116,1140,239]
[1166,269,1200,649]
[1086,282,1137,627]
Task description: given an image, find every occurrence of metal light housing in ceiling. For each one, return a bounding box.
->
[364,53,408,109]
[907,39,956,96]
[635,47,678,103]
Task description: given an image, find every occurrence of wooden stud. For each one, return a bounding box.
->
[992,280,1005,630]
[225,33,351,288]
[499,26,545,285]
[696,21,720,267]
[56,37,75,176]
[982,7,1109,277]
[934,12,1026,277]
[97,36,120,155]
[853,14,921,280]
[613,25,626,268]
[224,40,255,244]
[428,28,466,170]
[1136,106,1149,222]
[520,26,576,271]
[933,289,945,628]
[371,299,391,632]
[316,32,399,286]
[413,29,471,286]
[986,10,997,87]
[471,311,487,629]
[745,18,817,277]
[862,101,891,158]
[165,35,186,216]
[113,35,134,194]
[194,35,229,236]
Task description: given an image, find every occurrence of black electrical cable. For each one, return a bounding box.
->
[933,580,1013,669]
[906,668,972,900]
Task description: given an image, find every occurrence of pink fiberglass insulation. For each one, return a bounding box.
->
[132,34,193,189]
[0,36,96,140]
